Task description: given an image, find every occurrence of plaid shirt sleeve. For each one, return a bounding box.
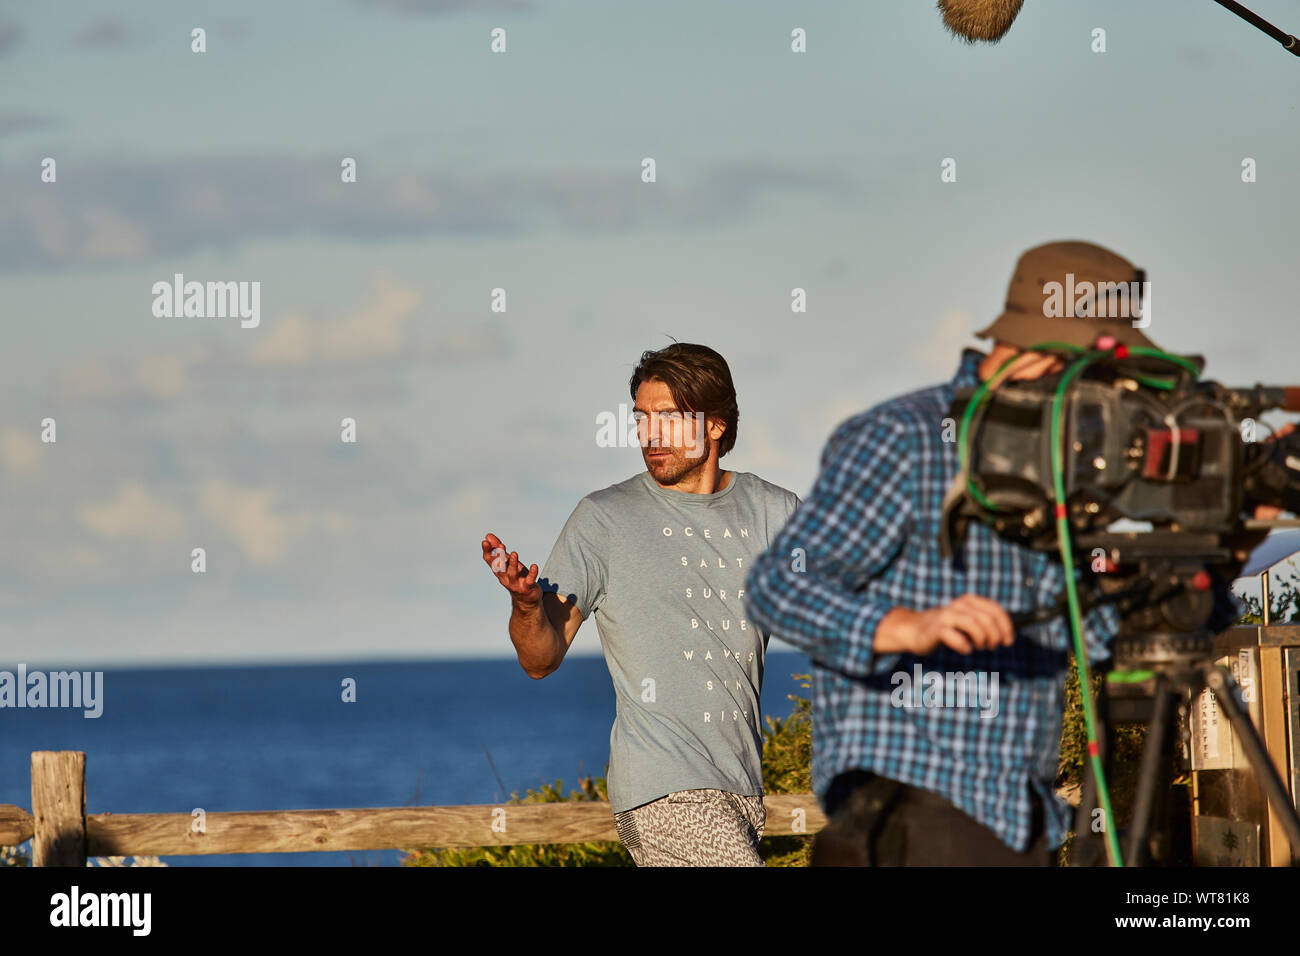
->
[746,411,915,679]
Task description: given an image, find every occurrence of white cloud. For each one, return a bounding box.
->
[79,481,187,542]
[199,478,299,566]
[82,205,149,260]
[133,350,194,399]
[0,426,42,475]
[248,273,421,366]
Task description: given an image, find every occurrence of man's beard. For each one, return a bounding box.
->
[644,433,711,485]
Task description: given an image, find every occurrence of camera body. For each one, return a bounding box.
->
[942,354,1300,651]
[947,376,1244,546]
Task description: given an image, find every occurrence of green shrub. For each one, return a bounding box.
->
[1236,567,1300,624]
[1056,656,1145,791]
[758,674,815,866]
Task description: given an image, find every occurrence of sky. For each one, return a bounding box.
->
[2,0,1298,666]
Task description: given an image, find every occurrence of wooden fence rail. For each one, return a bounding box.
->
[2,751,827,866]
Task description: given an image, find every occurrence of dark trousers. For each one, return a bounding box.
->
[811,771,1053,866]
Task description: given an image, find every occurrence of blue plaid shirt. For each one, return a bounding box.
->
[745,347,1120,852]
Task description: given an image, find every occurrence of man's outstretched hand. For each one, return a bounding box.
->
[482,532,542,607]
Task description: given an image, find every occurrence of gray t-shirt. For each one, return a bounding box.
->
[539,470,800,813]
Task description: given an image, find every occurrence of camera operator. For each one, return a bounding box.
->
[746,239,1252,865]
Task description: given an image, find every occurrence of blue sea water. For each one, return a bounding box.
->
[0,653,811,866]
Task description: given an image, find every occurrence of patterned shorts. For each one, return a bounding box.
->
[614,789,767,867]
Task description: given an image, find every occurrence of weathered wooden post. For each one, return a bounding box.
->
[31,751,87,866]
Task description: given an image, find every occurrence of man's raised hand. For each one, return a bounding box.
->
[482,532,542,606]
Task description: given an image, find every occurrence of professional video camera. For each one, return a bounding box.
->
[943,338,1300,649]
[941,336,1300,866]
[944,340,1300,542]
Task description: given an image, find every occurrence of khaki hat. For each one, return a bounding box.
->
[975,240,1162,351]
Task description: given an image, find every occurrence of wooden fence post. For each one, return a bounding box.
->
[31,751,87,867]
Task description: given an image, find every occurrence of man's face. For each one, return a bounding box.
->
[633,379,714,485]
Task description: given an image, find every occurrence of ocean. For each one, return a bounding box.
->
[0,652,812,866]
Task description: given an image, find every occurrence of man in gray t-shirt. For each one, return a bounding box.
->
[481,343,798,866]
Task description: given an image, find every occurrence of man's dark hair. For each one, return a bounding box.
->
[629,343,739,458]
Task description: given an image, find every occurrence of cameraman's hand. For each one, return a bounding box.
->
[875,595,1014,656]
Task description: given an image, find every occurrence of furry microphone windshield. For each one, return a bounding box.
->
[937,0,1025,43]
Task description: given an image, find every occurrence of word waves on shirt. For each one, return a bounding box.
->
[682,648,755,664]
[152,273,260,328]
